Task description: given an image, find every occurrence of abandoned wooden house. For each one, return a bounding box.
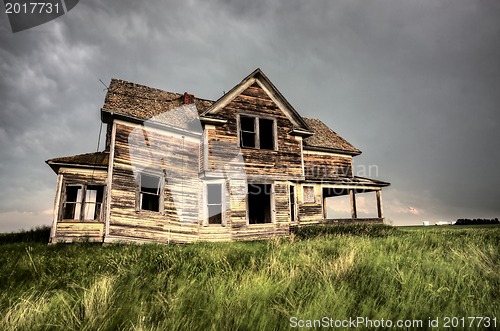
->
[46,68,390,243]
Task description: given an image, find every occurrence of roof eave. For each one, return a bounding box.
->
[289,128,315,137]
[101,108,202,137]
[303,145,362,156]
[200,68,311,132]
[45,161,108,174]
[199,116,228,125]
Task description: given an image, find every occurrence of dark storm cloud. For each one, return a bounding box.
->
[1,0,499,230]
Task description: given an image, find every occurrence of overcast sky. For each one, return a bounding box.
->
[1,0,499,231]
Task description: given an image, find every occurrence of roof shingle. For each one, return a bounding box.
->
[46,152,109,170]
[303,117,361,155]
[103,79,213,130]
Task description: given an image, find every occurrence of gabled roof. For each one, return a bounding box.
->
[303,117,361,155]
[200,68,313,134]
[46,152,109,173]
[102,79,213,130]
[98,71,361,154]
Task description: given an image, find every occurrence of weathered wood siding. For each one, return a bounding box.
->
[297,183,323,224]
[303,152,352,179]
[108,121,201,243]
[207,83,303,180]
[59,168,107,184]
[227,179,289,240]
[55,222,104,242]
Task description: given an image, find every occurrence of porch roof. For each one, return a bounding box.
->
[302,176,390,188]
[46,152,109,173]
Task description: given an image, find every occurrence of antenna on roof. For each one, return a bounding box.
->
[99,79,109,91]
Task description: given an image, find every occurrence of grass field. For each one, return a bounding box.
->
[0,225,498,330]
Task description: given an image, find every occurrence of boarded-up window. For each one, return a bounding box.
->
[239,115,275,150]
[207,183,223,224]
[62,185,104,221]
[139,173,162,212]
[303,186,315,204]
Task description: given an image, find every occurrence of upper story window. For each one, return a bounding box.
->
[239,115,275,150]
[136,172,164,212]
[62,184,104,221]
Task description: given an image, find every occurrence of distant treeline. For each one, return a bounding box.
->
[0,226,50,244]
[455,218,499,225]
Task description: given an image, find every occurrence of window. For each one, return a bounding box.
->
[303,186,315,204]
[62,185,104,221]
[240,116,256,148]
[83,185,104,220]
[239,115,275,150]
[248,184,272,224]
[137,173,163,212]
[206,183,223,225]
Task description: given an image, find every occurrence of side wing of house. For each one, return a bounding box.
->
[46,153,109,243]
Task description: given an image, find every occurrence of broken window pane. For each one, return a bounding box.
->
[141,174,160,195]
[240,116,256,148]
[240,116,255,132]
[239,115,276,150]
[63,186,82,220]
[140,173,161,212]
[241,132,256,148]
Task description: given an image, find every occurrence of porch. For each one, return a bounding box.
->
[317,176,389,223]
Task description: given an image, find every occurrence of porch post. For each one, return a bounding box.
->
[376,190,383,218]
[349,189,357,219]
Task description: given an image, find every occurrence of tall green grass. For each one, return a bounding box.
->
[0,226,498,330]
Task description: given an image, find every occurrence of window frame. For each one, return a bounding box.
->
[237,114,277,151]
[60,183,105,222]
[204,180,226,226]
[136,172,164,213]
[289,184,297,222]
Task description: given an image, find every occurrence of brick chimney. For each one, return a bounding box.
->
[183,92,194,105]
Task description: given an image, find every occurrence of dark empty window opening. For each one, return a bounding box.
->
[240,116,256,148]
[259,118,274,150]
[248,184,272,224]
[239,115,275,150]
[140,173,162,212]
[62,185,104,221]
[290,185,296,222]
[63,185,82,220]
[207,183,223,225]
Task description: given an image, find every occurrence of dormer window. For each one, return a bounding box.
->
[239,115,276,150]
